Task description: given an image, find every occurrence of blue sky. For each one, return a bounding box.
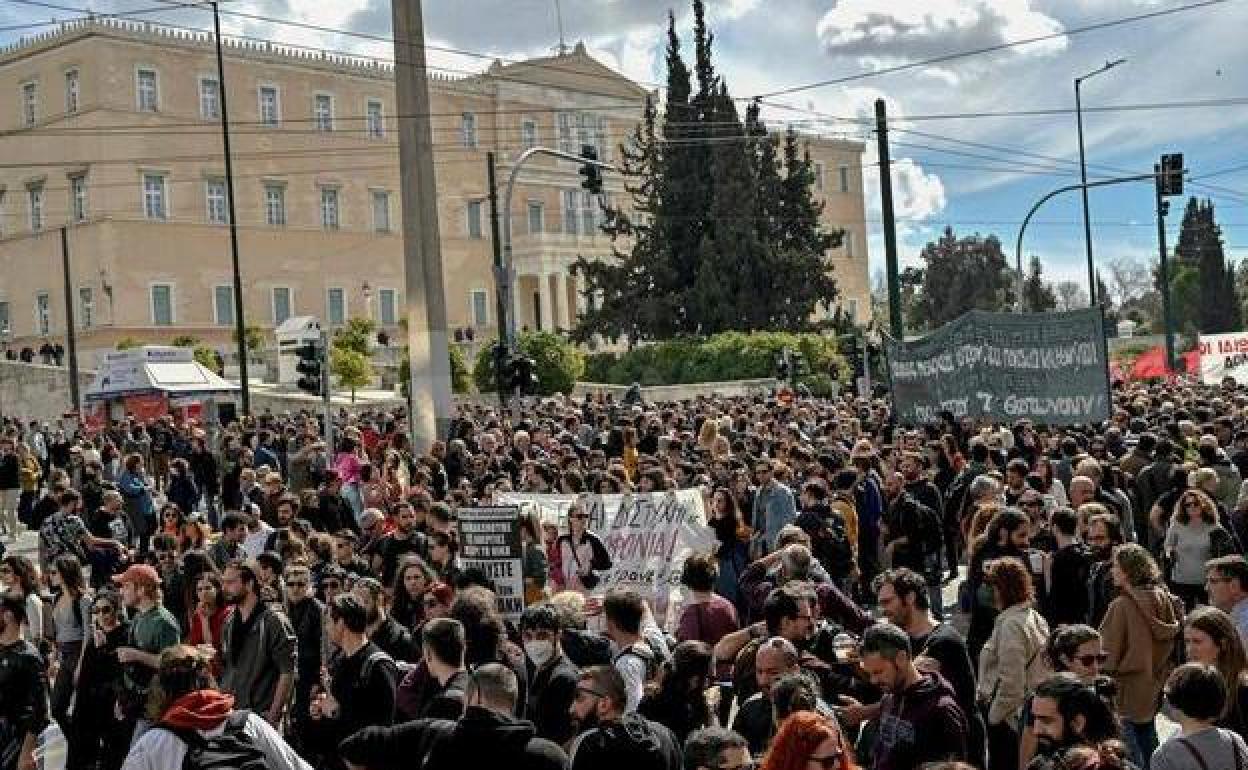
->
[4,0,1246,298]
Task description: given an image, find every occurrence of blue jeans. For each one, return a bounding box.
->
[1123,719,1159,769]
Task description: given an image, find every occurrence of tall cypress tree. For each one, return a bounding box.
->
[572,97,673,344]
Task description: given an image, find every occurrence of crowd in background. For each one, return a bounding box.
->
[3,381,1248,770]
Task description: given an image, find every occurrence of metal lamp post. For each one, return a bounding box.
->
[1075,58,1126,305]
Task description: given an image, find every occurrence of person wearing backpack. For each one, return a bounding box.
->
[309,594,398,770]
[604,589,660,713]
[121,644,310,770]
[1152,663,1248,770]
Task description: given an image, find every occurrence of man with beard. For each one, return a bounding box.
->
[264,494,311,552]
[862,567,985,767]
[853,622,968,770]
[371,501,428,586]
[1026,674,1124,770]
[354,576,418,662]
[0,593,48,770]
[219,560,297,727]
[1085,512,1126,627]
[311,594,398,770]
[568,665,681,770]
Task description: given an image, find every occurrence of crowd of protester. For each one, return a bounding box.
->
[5,381,1248,770]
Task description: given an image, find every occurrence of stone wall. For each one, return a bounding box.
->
[0,360,96,423]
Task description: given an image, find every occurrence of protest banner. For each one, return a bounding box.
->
[884,308,1111,425]
[497,490,715,630]
[457,506,525,621]
[1198,332,1248,385]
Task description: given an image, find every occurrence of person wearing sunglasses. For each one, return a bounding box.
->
[567,664,682,770]
[72,592,130,770]
[282,562,323,755]
[1027,673,1125,770]
[757,709,855,770]
[556,499,611,596]
[1020,625,1108,768]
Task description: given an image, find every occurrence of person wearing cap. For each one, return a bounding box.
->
[0,592,48,770]
[114,563,182,744]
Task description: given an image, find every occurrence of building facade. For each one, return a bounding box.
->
[0,20,869,368]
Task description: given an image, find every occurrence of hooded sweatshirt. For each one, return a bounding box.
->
[571,713,682,770]
[872,671,969,770]
[1099,584,1183,722]
[121,689,311,770]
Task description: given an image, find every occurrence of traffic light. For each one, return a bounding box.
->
[579,144,603,195]
[1159,153,1184,197]
[775,353,790,381]
[295,341,323,394]
[504,352,539,394]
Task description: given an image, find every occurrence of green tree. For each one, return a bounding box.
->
[398,346,471,396]
[192,346,218,371]
[1021,256,1057,312]
[473,331,584,395]
[911,227,1014,328]
[333,317,376,355]
[115,337,140,350]
[170,334,200,348]
[1178,198,1242,333]
[574,1,837,340]
[330,346,371,403]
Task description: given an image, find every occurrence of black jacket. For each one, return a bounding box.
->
[874,672,969,770]
[0,639,49,753]
[340,707,568,770]
[527,654,580,745]
[570,713,682,770]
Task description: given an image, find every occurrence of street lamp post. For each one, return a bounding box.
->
[362,281,373,322]
[1075,58,1125,305]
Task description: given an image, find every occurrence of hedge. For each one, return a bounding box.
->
[582,331,847,394]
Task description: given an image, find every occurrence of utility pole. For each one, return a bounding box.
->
[1075,59,1126,306]
[321,326,333,453]
[1156,162,1177,374]
[60,227,80,415]
[875,99,903,339]
[487,153,510,411]
[393,0,453,450]
[211,1,249,415]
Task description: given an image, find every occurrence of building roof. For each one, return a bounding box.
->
[482,42,652,101]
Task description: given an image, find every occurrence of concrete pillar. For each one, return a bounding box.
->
[555,270,570,331]
[538,273,554,332]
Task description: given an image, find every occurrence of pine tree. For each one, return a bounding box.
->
[1021,256,1057,312]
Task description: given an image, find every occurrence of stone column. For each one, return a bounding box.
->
[538,273,554,332]
[555,270,570,331]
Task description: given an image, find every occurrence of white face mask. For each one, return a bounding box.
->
[524,639,555,667]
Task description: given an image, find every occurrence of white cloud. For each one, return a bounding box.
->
[816,0,1067,71]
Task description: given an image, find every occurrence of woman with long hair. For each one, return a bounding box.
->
[759,710,857,770]
[518,510,549,605]
[1165,488,1237,608]
[638,640,716,745]
[390,555,435,631]
[71,590,131,770]
[179,517,211,554]
[187,571,229,678]
[0,553,43,643]
[966,509,1032,662]
[1099,543,1183,769]
[1184,606,1248,740]
[708,487,750,616]
[46,554,91,736]
[977,557,1052,770]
